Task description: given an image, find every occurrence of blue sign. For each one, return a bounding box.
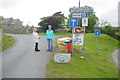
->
[72,13,88,18]
[88,7,93,12]
[94,30,101,36]
[69,18,78,27]
[81,13,88,18]
[69,7,93,13]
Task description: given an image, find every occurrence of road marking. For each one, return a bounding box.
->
[112,50,119,67]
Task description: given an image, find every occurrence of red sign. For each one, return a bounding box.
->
[73,27,85,34]
[96,30,100,32]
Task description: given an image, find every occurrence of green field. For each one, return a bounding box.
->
[4,32,29,34]
[46,33,119,78]
[0,34,16,52]
[38,32,72,36]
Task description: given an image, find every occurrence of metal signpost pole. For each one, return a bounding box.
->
[95,30,101,55]
[82,27,85,58]
[71,18,73,54]
[96,36,98,55]
[83,27,85,46]
[70,18,73,54]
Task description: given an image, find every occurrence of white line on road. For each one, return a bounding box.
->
[112,49,119,67]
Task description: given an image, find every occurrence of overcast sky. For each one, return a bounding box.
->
[0,0,119,27]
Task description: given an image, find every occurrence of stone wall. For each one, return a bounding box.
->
[2,25,32,33]
[54,29,66,33]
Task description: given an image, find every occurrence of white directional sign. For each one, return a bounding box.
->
[69,7,92,13]
[72,13,88,18]
[82,18,88,26]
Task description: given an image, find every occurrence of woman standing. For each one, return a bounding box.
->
[33,28,40,52]
[46,25,54,52]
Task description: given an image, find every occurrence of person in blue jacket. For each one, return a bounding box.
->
[46,25,54,52]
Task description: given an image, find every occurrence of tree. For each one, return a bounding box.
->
[100,20,111,27]
[0,16,3,28]
[81,6,99,32]
[105,25,112,30]
[53,11,67,27]
[38,16,60,32]
[65,14,73,32]
[38,11,67,32]
[64,27,71,33]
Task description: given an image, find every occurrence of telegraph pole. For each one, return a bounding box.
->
[78,0,81,28]
[79,0,80,8]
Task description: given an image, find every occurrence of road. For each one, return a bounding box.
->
[0,28,2,79]
[1,34,57,78]
[0,28,2,40]
[112,49,120,67]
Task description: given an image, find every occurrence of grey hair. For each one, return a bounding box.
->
[48,25,52,28]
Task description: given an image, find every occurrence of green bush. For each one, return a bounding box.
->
[102,26,119,40]
[85,27,94,33]
[85,25,120,40]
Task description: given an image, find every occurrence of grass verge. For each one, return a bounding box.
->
[0,34,16,52]
[38,32,72,36]
[4,32,30,34]
[46,33,119,78]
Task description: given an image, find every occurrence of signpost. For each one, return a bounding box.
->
[69,7,92,13]
[94,30,101,55]
[69,18,79,27]
[68,2,93,58]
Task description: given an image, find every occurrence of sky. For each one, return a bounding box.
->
[0,0,119,27]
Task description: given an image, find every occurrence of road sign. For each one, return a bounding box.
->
[69,7,92,13]
[72,13,88,18]
[72,34,84,45]
[94,30,101,36]
[94,30,101,55]
[54,53,71,63]
[82,18,88,26]
[69,18,78,27]
[73,27,85,34]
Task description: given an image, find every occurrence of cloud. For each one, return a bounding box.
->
[0,0,21,9]
[0,0,119,27]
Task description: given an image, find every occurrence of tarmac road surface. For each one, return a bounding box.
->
[2,34,54,78]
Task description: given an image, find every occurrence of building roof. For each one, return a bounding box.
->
[2,18,13,24]
[2,18,22,25]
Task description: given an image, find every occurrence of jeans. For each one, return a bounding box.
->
[47,39,53,51]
